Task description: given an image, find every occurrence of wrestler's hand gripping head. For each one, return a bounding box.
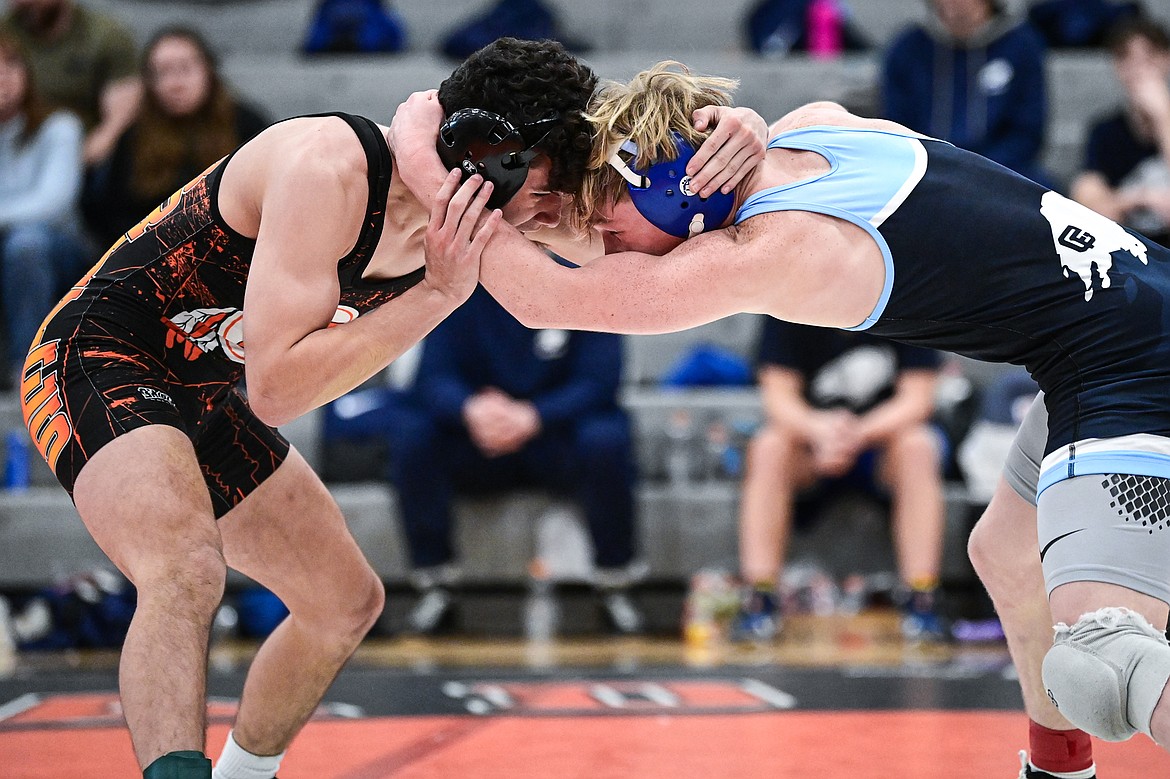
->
[437,108,558,209]
[608,132,736,239]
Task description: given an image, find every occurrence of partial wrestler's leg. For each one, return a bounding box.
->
[1040,473,1170,748]
[216,447,383,767]
[968,393,1096,775]
[968,395,1069,724]
[72,425,224,773]
[970,481,1074,729]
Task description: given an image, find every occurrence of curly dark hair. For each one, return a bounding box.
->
[438,38,597,196]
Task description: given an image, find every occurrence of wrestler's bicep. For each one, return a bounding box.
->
[549,230,767,334]
[243,157,359,380]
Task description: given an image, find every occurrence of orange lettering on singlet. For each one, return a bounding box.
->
[111,156,227,252]
[34,157,230,345]
[21,340,73,471]
[116,193,183,250]
[31,259,103,348]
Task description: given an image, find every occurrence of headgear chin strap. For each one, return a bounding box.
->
[608,132,736,238]
[437,108,558,209]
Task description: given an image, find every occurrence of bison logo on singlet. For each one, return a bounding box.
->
[1040,191,1148,301]
[165,307,243,362]
[165,305,361,363]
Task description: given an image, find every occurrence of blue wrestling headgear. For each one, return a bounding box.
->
[437,108,558,209]
[607,132,736,238]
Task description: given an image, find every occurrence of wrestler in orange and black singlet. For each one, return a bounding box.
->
[21,113,420,516]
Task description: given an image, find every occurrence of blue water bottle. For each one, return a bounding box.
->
[5,429,30,491]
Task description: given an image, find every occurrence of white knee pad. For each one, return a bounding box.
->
[1041,607,1170,742]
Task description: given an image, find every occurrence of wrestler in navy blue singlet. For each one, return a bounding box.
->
[736,126,1170,496]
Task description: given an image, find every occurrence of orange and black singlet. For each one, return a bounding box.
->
[21,112,423,515]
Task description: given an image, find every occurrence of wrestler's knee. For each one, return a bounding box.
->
[298,565,384,644]
[967,513,1021,590]
[136,543,227,618]
[351,569,386,635]
[1041,607,1170,741]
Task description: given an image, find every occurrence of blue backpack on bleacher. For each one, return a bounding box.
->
[303,0,407,54]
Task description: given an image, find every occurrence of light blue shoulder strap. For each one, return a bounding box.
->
[735,125,930,330]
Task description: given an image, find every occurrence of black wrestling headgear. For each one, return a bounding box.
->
[436,108,558,208]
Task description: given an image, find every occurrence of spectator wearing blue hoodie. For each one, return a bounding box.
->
[386,282,643,635]
[881,0,1057,189]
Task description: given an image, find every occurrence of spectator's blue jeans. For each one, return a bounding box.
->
[387,405,638,570]
[0,222,89,376]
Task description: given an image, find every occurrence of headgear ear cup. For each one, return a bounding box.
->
[607,132,736,238]
[436,109,558,209]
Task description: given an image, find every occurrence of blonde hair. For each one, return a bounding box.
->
[572,61,738,232]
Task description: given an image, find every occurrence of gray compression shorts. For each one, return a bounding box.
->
[1003,392,1170,602]
[1003,391,1045,505]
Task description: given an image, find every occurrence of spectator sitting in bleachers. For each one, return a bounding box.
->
[385,283,644,635]
[83,26,269,249]
[1,0,140,167]
[1070,15,1170,248]
[0,31,87,386]
[881,0,1058,189]
[731,317,949,642]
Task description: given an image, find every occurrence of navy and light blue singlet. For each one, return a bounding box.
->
[736,125,1170,497]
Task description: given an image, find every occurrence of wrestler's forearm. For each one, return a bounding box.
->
[246,285,462,426]
[481,221,753,335]
[393,145,449,207]
[479,226,580,329]
[388,90,450,205]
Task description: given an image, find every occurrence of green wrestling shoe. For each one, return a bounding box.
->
[143,751,212,779]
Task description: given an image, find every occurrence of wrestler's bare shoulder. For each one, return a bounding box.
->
[219,116,371,238]
[770,102,916,137]
[730,202,824,239]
